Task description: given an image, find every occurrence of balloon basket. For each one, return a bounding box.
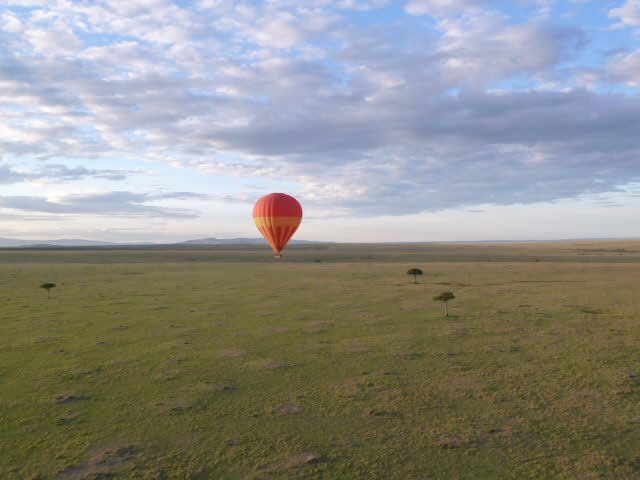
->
[274,254,283,259]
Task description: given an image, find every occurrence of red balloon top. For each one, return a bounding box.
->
[253,193,303,218]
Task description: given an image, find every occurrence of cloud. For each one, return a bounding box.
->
[25,28,82,55]
[607,49,640,86]
[0,1,638,217]
[0,191,207,218]
[609,0,640,30]
[405,0,491,16]
[1,12,22,32]
[0,162,139,184]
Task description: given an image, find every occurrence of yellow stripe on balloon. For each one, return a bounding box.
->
[253,216,302,228]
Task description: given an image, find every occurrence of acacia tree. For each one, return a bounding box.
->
[434,291,455,317]
[407,268,423,284]
[40,282,56,299]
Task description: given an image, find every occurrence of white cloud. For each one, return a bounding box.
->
[25,27,82,54]
[1,12,22,32]
[0,191,206,218]
[0,160,140,184]
[337,0,389,11]
[3,0,43,6]
[252,12,303,49]
[610,0,640,30]
[607,49,640,86]
[405,0,489,16]
[434,12,584,86]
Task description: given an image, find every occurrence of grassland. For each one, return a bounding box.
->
[1,241,640,479]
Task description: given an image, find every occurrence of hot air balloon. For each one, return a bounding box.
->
[253,193,303,257]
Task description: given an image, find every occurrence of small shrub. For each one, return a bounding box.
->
[40,282,56,299]
[407,268,423,284]
[434,291,455,316]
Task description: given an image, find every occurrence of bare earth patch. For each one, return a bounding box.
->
[34,336,57,343]
[306,321,333,333]
[364,408,400,417]
[193,381,237,394]
[56,412,80,425]
[397,351,425,360]
[155,369,180,381]
[59,445,138,480]
[218,349,247,358]
[55,394,88,404]
[342,341,373,354]
[258,452,325,475]
[263,362,296,370]
[274,403,304,415]
[155,399,193,414]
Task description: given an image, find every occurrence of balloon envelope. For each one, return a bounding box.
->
[253,193,303,255]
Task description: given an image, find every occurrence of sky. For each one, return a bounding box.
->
[1,0,639,242]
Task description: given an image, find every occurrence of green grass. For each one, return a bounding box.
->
[2,241,640,479]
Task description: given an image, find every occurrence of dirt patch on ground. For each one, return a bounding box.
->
[154,369,180,381]
[448,377,482,390]
[155,399,193,414]
[305,321,333,333]
[59,445,138,479]
[335,378,369,398]
[34,336,58,343]
[218,349,247,358]
[257,452,325,476]
[438,436,480,450]
[77,367,104,378]
[55,394,88,404]
[615,374,640,396]
[342,341,373,354]
[193,381,237,394]
[56,412,80,425]
[263,362,296,370]
[363,408,400,417]
[335,374,392,399]
[396,351,425,360]
[274,403,304,415]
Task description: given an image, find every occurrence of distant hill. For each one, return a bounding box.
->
[178,237,264,245]
[177,237,323,245]
[0,238,27,247]
[0,238,117,247]
[29,239,118,247]
[0,237,323,247]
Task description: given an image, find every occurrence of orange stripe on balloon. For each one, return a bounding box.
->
[280,225,289,248]
[282,225,294,247]
[267,229,279,252]
[253,216,302,228]
[257,225,276,252]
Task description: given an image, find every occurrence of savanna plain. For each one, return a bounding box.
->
[2,241,640,479]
